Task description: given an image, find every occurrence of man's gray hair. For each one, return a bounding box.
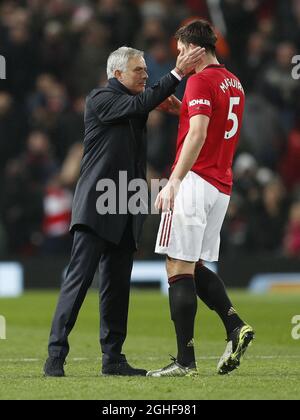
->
[107,46,144,79]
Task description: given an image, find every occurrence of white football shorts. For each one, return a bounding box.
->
[155,171,230,262]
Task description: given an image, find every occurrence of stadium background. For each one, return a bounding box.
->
[0,0,300,401]
[1,0,300,289]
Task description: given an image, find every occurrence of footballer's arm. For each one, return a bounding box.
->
[155,114,210,212]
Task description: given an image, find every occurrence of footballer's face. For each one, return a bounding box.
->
[177,40,198,55]
[115,56,148,95]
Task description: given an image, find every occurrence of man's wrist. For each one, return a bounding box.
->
[169,175,183,184]
[175,66,185,77]
[171,68,184,81]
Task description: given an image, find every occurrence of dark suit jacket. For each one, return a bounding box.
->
[70,73,179,248]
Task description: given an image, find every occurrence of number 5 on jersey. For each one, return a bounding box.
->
[225,97,240,140]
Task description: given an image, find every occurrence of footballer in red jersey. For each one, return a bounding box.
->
[173,63,245,196]
[148,20,254,379]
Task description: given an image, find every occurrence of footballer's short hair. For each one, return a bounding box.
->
[107,46,144,79]
[175,20,217,55]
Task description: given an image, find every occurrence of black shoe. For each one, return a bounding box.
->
[217,324,255,375]
[102,354,147,377]
[44,357,66,377]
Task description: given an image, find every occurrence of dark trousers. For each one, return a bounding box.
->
[48,223,135,362]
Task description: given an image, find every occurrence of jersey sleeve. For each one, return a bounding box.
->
[185,75,213,119]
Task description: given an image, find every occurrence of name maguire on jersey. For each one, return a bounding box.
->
[220,77,244,94]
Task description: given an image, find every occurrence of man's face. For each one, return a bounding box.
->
[177,40,195,55]
[115,56,148,95]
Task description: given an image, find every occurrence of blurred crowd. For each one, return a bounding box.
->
[0,0,300,259]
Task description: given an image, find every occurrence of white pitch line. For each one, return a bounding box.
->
[1,355,300,363]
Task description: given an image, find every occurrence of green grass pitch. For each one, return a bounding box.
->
[0,290,300,400]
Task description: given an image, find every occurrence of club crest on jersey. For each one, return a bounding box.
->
[189,99,211,107]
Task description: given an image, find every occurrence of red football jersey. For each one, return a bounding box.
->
[172,64,245,195]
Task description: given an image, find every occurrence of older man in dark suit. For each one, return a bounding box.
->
[44,45,205,377]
